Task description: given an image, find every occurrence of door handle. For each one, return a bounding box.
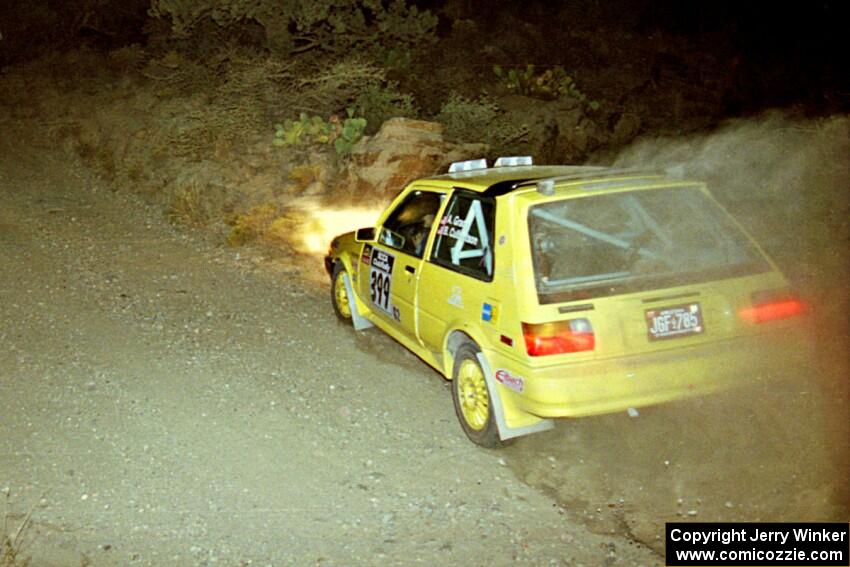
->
[405,265,416,274]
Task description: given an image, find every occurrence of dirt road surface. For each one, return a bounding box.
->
[1,131,846,566]
[0,131,664,565]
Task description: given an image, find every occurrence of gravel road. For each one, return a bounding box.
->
[2,130,846,567]
[0,136,665,565]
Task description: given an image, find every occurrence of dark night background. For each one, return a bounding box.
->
[1,0,847,117]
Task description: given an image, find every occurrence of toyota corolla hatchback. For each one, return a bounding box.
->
[325,157,808,447]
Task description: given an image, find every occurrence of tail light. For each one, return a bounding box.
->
[739,290,805,324]
[522,319,595,356]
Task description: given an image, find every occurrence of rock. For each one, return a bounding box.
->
[343,118,487,198]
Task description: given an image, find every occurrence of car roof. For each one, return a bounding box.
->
[418,165,680,196]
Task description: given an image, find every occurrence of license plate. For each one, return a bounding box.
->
[645,303,704,341]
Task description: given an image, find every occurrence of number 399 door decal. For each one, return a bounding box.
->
[369,248,395,316]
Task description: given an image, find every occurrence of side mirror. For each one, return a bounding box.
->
[355,227,376,241]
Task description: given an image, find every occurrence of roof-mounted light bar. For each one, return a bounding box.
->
[448,158,488,173]
[494,156,533,167]
[537,179,555,196]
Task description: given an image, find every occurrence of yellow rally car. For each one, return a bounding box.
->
[324,157,809,447]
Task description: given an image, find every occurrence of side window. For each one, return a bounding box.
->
[431,193,495,280]
[378,190,443,258]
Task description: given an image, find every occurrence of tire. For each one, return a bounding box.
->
[451,343,504,448]
[330,263,353,323]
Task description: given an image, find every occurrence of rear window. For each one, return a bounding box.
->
[528,186,771,303]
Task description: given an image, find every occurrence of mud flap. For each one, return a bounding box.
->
[475,352,554,441]
[343,273,373,331]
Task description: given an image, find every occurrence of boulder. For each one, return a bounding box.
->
[344,118,487,198]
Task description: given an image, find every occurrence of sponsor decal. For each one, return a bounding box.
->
[436,213,479,246]
[447,286,464,308]
[495,369,524,393]
[482,302,493,322]
[361,244,373,265]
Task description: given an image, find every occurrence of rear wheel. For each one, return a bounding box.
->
[451,343,504,448]
[330,263,352,323]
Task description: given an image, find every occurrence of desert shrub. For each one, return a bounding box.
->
[167,181,217,226]
[436,93,528,153]
[493,64,599,109]
[375,47,412,72]
[227,202,278,246]
[151,54,374,154]
[278,59,386,118]
[149,0,437,56]
[436,93,500,143]
[436,93,529,154]
[169,116,219,159]
[353,82,418,134]
[288,164,324,189]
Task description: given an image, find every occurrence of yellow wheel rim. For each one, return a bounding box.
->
[334,272,352,319]
[457,358,489,431]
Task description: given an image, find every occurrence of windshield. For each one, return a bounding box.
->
[528,186,771,303]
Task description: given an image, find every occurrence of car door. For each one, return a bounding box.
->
[418,191,496,353]
[361,188,446,342]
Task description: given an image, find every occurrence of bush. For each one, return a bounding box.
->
[167,180,217,227]
[291,59,385,117]
[436,93,528,153]
[149,0,437,56]
[493,64,600,109]
[353,82,418,134]
[436,93,501,144]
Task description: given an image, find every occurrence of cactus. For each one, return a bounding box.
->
[273,114,335,148]
[333,108,367,156]
[493,64,600,109]
[273,109,365,154]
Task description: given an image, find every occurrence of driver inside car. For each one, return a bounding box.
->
[412,213,436,257]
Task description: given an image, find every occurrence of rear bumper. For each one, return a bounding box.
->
[488,328,812,419]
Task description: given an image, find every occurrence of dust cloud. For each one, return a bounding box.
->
[290,198,383,254]
[611,112,849,273]
[507,113,849,553]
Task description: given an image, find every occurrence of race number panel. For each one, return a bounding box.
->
[369,248,396,317]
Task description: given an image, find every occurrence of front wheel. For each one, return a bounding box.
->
[451,343,504,448]
[330,263,353,323]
